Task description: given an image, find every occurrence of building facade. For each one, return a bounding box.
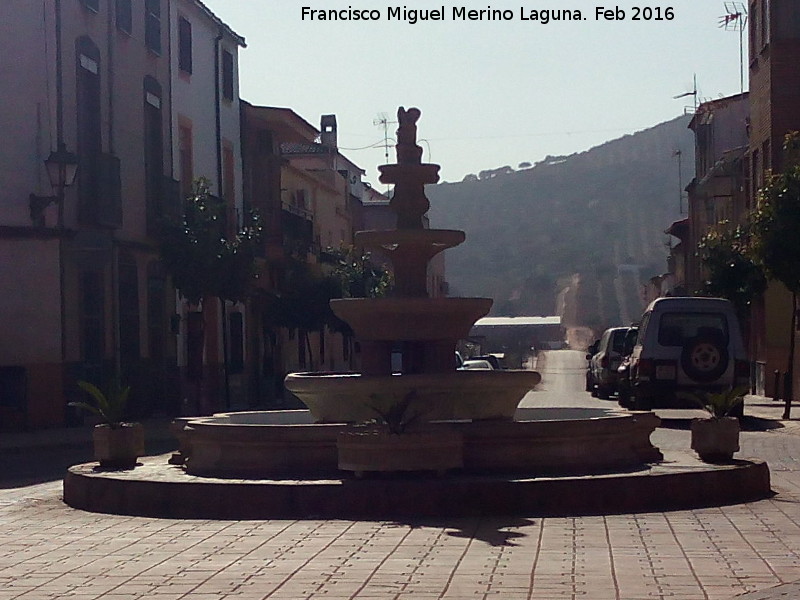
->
[0,0,246,429]
[747,0,800,397]
[0,0,179,429]
[169,0,246,413]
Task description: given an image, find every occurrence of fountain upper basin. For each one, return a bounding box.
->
[284,369,542,423]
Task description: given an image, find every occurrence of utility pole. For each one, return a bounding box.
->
[673,149,684,215]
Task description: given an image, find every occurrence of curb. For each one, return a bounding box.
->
[63,453,772,520]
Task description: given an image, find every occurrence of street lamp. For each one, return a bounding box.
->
[29,142,79,227]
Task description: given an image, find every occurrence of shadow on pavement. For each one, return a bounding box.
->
[0,440,177,490]
[390,515,536,547]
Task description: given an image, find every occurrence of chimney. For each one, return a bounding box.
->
[321,114,337,149]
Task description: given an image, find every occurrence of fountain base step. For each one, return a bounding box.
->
[64,453,771,519]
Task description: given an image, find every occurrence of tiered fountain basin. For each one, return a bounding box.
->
[173,406,663,479]
[284,370,541,423]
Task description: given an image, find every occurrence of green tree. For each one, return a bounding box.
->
[751,133,800,401]
[160,178,262,304]
[696,221,766,318]
[159,178,262,408]
[325,244,393,299]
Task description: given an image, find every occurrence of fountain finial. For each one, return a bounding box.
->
[396,106,423,164]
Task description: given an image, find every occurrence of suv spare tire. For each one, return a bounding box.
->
[681,334,729,383]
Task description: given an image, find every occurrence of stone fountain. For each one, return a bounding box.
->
[63,108,771,518]
[285,107,541,424]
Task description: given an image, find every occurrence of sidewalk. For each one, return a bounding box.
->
[4,398,800,599]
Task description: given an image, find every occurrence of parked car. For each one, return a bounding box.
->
[470,354,504,369]
[626,297,749,413]
[461,359,495,370]
[588,327,632,399]
[615,326,639,407]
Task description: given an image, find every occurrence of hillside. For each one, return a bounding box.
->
[427,115,694,332]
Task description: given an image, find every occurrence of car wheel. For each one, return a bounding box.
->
[631,395,652,411]
[597,386,610,400]
[681,335,729,383]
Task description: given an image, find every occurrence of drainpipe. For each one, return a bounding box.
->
[55,0,69,420]
[214,30,231,410]
[107,1,121,379]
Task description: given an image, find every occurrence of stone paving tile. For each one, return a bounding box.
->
[8,403,800,599]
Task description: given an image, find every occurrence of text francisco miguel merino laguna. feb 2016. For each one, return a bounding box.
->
[299,6,676,24]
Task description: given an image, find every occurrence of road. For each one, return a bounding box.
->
[523,349,590,408]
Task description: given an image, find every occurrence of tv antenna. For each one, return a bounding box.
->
[373,112,397,165]
[719,2,748,94]
[673,74,698,113]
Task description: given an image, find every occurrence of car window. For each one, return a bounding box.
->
[657,312,728,347]
[622,328,638,354]
[610,329,627,353]
[636,312,651,345]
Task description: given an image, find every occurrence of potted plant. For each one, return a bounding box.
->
[68,380,144,469]
[689,386,746,463]
[336,390,463,477]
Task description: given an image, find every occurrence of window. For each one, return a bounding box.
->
[222,49,234,101]
[229,312,244,374]
[144,77,164,233]
[178,119,193,199]
[178,17,192,74]
[81,0,99,13]
[145,0,161,54]
[658,313,728,347]
[223,141,235,212]
[147,262,166,365]
[118,253,140,367]
[751,148,761,205]
[116,0,132,34]
[76,37,101,224]
[80,272,105,362]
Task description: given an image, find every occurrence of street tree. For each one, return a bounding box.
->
[696,221,766,319]
[751,133,800,401]
[159,178,262,408]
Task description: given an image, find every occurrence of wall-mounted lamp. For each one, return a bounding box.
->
[29,142,79,227]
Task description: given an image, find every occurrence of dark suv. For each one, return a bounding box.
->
[588,326,631,399]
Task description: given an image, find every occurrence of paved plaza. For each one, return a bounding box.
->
[5,383,800,597]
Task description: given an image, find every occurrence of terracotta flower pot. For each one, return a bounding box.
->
[337,429,463,476]
[690,416,740,463]
[92,423,145,469]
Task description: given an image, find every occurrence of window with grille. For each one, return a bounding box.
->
[145,0,161,54]
[116,0,132,33]
[178,17,192,73]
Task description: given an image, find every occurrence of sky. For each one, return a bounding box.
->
[201,0,749,186]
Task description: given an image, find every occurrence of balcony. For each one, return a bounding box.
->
[281,199,313,221]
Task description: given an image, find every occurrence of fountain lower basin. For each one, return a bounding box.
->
[284,370,542,423]
[175,407,663,478]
